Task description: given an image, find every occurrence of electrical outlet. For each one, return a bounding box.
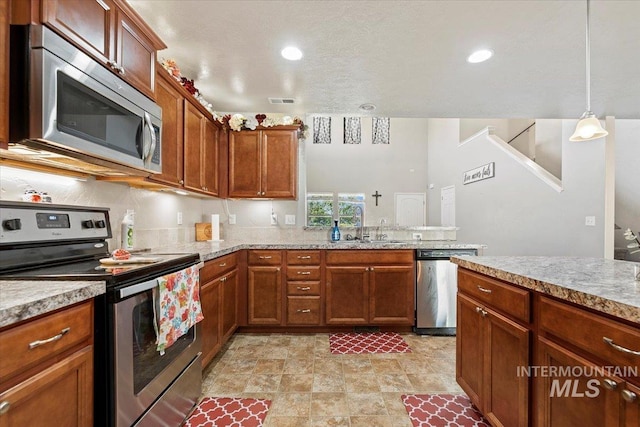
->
[177,212,183,225]
[271,213,278,225]
[285,215,296,225]
[228,214,236,225]
[585,216,596,226]
[412,233,422,241]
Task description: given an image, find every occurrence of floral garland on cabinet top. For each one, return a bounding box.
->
[160,58,308,139]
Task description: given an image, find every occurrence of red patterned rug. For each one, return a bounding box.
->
[183,397,271,427]
[329,332,412,354]
[402,394,490,427]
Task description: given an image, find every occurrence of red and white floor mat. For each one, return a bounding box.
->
[329,332,412,354]
[183,397,271,427]
[402,394,490,427]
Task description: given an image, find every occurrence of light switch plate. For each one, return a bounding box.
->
[285,215,296,225]
[177,212,183,225]
[228,214,236,225]
[585,216,596,226]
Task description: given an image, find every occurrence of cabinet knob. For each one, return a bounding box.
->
[257,192,261,195]
[370,267,374,271]
[179,179,184,185]
[261,192,265,196]
[602,379,617,390]
[118,66,126,76]
[622,389,637,403]
[0,401,9,415]
[220,277,227,282]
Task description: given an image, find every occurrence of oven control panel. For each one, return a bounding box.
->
[0,202,111,244]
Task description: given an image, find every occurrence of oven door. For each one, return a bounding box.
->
[113,277,201,427]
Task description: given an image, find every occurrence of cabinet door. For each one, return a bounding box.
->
[200,278,221,368]
[261,129,297,199]
[114,8,156,99]
[536,337,621,427]
[183,101,204,192]
[41,0,116,65]
[228,131,261,197]
[456,293,484,409]
[202,118,220,196]
[0,0,9,149]
[369,265,414,324]
[624,382,640,427]
[247,266,282,325]
[483,307,529,427]
[150,70,184,186]
[220,269,238,340]
[325,266,369,324]
[0,346,93,427]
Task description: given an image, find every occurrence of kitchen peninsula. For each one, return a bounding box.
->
[452,256,640,427]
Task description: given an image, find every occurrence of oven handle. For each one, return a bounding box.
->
[118,262,204,299]
[119,277,159,299]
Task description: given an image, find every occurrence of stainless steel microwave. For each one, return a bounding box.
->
[7,25,162,176]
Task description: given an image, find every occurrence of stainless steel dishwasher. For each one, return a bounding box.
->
[414,248,477,335]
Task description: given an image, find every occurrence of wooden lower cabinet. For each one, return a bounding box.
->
[325,266,368,324]
[247,266,282,325]
[199,254,238,368]
[624,382,640,426]
[0,300,94,426]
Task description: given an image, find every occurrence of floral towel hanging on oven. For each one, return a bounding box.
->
[154,265,203,354]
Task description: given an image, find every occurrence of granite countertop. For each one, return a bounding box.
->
[0,280,106,328]
[451,256,640,324]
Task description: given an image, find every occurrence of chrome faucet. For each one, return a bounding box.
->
[354,206,369,241]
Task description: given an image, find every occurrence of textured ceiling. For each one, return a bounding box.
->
[128,0,640,119]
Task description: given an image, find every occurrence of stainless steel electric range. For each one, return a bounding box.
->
[0,201,202,427]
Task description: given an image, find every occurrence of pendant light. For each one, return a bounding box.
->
[569,0,608,142]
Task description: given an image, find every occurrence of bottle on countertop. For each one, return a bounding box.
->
[120,209,135,250]
[331,219,341,242]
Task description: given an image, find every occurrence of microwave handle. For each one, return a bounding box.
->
[143,112,156,162]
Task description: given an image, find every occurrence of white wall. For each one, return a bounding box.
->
[614,120,640,262]
[427,118,606,256]
[305,116,429,225]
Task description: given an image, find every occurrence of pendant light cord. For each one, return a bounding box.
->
[585,0,591,112]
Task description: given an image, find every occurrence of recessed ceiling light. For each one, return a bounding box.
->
[359,103,376,111]
[281,46,303,61]
[467,49,494,63]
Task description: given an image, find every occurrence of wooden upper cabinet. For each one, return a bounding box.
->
[228,130,261,198]
[228,126,298,199]
[0,0,9,149]
[202,118,220,197]
[183,101,221,197]
[151,69,184,186]
[39,0,165,99]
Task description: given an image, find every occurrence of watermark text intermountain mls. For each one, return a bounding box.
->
[516,365,638,398]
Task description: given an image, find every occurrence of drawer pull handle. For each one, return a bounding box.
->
[603,337,640,356]
[259,256,272,259]
[0,401,9,415]
[477,286,492,293]
[219,262,227,267]
[622,390,637,403]
[297,271,311,275]
[297,286,311,291]
[602,379,617,390]
[297,256,311,259]
[29,327,71,349]
[296,309,311,313]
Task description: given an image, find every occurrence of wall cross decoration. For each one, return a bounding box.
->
[372,191,382,206]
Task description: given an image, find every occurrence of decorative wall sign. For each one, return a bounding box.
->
[313,117,331,144]
[344,117,361,144]
[463,162,495,185]
[372,117,390,144]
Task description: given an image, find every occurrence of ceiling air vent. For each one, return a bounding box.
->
[268,97,296,104]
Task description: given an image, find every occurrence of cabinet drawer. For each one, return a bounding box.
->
[539,296,640,380]
[458,269,530,323]
[248,250,282,265]
[0,301,93,382]
[287,281,321,295]
[286,266,320,281]
[287,297,321,325]
[326,250,414,265]
[287,250,321,265]
[200,252,238,282]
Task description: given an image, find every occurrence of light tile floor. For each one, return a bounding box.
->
[201,333,462,427]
